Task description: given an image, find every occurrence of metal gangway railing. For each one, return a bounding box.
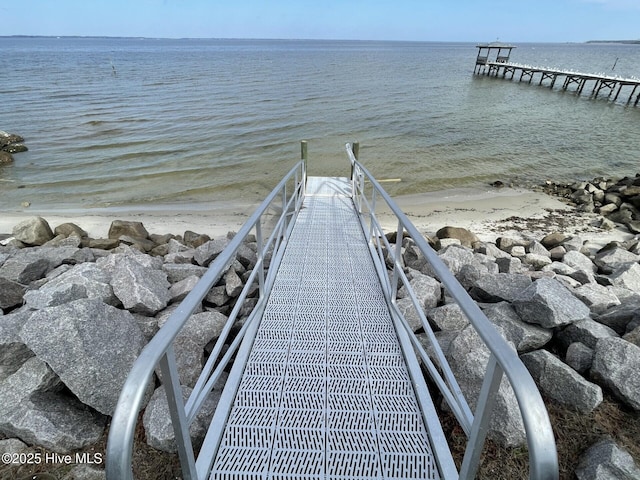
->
[106,142,558,480]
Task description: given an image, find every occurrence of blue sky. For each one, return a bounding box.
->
[1,0,638,42]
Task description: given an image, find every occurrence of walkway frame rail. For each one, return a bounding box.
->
[346,142,558,480]
[106,158,307,480]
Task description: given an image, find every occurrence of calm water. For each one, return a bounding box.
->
[2,37,640,212]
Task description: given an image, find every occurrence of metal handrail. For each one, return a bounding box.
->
[345,142,558,480]
[106,159,306,480]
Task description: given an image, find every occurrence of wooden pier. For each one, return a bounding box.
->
[475,43,640,106]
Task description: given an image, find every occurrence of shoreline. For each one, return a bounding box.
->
[0,185,633,248]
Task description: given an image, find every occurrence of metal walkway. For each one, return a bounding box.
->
[210,177,441,478]
[106,143,558,480]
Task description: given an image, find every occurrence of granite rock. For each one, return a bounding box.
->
[0,357,105,453]
[19,298,150,415]
[12,217,54,246]
[109,256,170,315]
[575,438,640,480]
[512,277,591,328]
[481,302,553,353]
[446,325,525,446]
[0,277,26,310]
[591,337,640,410]
[398,271,441,310]
[470,273,532,303]
[521,349,602,413]
[143,381,224,453]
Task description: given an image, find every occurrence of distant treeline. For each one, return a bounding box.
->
[586,40,640,45]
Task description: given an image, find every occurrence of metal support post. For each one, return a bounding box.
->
[301,140,308,181]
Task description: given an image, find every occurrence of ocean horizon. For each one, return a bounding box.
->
[2,37,640,212]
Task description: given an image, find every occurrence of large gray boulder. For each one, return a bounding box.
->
[456,263,488,290]
[158,309,227,347]
[0,357,105,452]
[96,246,163,271]
[0,438,28,455]
[591,337,640,410]
[0,310,35,381]
[108,220,149,241]
[572,283,620,314]
[512,277,591,328]
[496,255,528,274]
[108,256,170,315]
[556,318,618,350]
[428,303,469,331]
[542,261,576,277]
[0,247,80,284]
[155,309,228,387]
[160,336,204,388]
[575,438,640,480]
[594,248,639,274]
[224,267,243,298]
[402,244,431,275]
[24,262,118,310]
[20,298,150,416]
[522,253,552,269]
[469,273,532,303]
[194,237,231,267]
[398,271,441,310]
[609,262,640,292]
[143,380,224,453]
[23,283,87,310]
[446,325,526,446]
[235,243,258,270]
[562,250,597,273]
[595,298,640,334]
[12,217,54,246]
[0,277,26,310]
[565,342,595,374]
[481,302,553,353]
[162,263,208,284]
[438,244,477,275]
[625,326,640,348]
[0,254,50,284]
[521,349,602,413]
[436,226,479,248]
[396,297,424,332]
[169,274,200,303]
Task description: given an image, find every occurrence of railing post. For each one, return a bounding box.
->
[391,219,403,302]
[256,222,265,298]
[350,141,359,182]
[158,347,197,480]
[459,354,503,479]
[301,140,308,181]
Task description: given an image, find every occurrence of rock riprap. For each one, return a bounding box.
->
[0,214,639,477]
[0,216,260,462]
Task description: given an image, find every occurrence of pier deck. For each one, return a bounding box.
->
[476,57,640,106]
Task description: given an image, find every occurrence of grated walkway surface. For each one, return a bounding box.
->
[210,177,440,479]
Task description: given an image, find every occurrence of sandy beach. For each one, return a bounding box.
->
[0,186,634,249]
